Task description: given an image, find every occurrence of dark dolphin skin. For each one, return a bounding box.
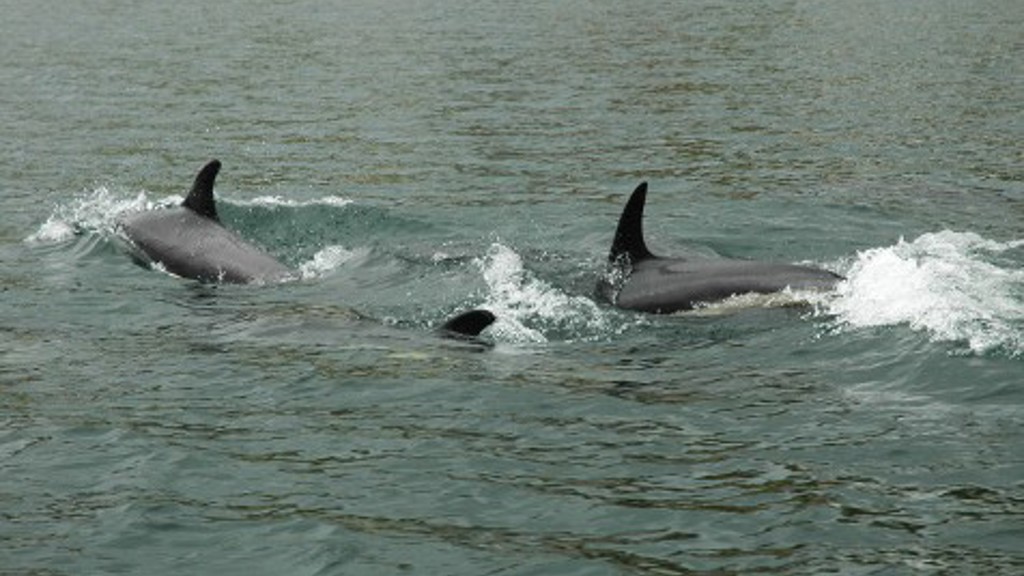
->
[118,160,496,338]
[437,309,498,339]
[119,159,291,284]
[598,182,842,314]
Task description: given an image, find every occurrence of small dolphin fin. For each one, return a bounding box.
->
[182,159,222,222]
[439,309,496,338]
[609,182,654,263]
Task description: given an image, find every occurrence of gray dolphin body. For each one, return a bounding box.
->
[599,183,842,314]
[119,160,291,284]
[118,160,497,338]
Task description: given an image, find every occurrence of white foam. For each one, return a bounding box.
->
[298,245,361,279]
[475,243,611,344]
[823,231,1024,355]
[239,195,353,208]
[26,217,77,244]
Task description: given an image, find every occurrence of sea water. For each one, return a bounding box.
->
[3,0,1022,574]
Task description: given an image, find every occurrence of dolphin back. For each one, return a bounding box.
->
[120,208,291,283]
[601,181,842,314]
[118,159,291,284]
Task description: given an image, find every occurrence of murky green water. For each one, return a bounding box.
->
[3,1,1023,573]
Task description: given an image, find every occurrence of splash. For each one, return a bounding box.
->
[475,243,613,344]
[823,231,1024,356]
[298,245,363,280]
[25,187,168,244]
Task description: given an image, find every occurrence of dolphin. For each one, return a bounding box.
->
[598,182,842,314]
[118,160,497,338]
[119,159,292,284]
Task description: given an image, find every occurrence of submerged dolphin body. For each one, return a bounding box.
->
[598,182,842,314]
[119,159,291,284]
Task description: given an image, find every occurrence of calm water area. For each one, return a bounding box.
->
[2,1,1023,574]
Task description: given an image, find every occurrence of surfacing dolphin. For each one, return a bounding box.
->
[119,159,291,284]
[598,182,842,314]
[118,159,496,338]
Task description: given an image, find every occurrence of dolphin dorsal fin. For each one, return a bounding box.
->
[182,159,222,221]
[609,182,654,263]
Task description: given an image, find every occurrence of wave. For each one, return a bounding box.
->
[822,231,1024,356]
